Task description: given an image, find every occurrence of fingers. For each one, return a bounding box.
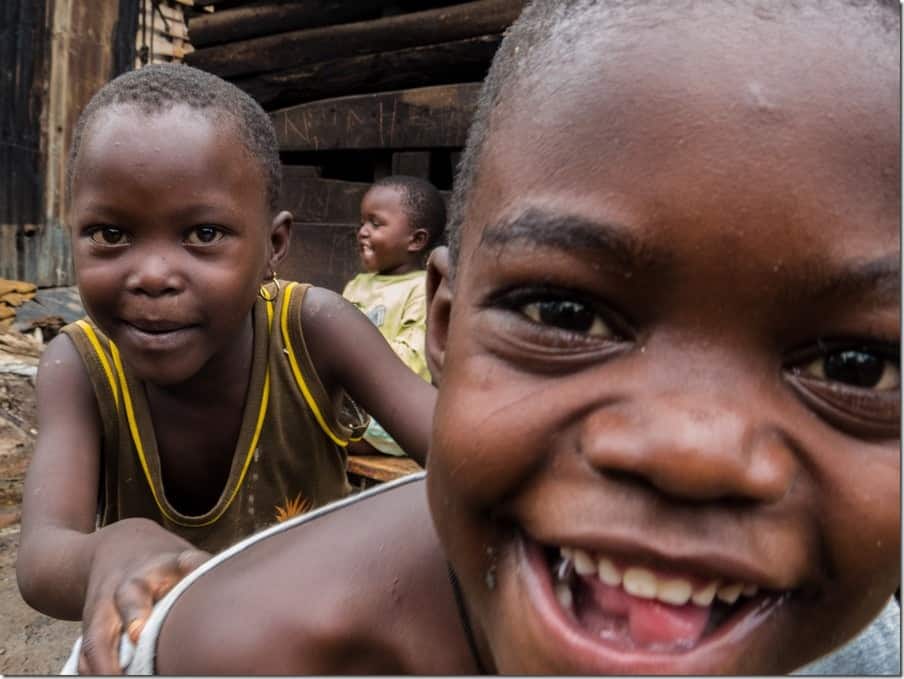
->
[78,598,124,675]
[116,549,210,643]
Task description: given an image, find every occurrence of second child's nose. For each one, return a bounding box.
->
[125,254,184,297]
[579,393,797,505]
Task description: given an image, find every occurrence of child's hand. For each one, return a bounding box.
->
[78,548,210,674]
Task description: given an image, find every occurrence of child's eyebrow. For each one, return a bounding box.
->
[478,207,668,270]
[806,254,900,305]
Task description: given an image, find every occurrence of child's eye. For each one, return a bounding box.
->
[522,299,613,338]
[787,342,900,438]
[87,226,129,247]
[796,348,900,390]
[184,225,224,245]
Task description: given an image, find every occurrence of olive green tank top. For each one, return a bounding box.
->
[60,281,368,552]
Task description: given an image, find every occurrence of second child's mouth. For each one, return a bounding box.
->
[540,543,786,654]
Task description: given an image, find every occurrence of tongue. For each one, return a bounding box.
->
[582,577,710,649]
[627,597,710,648]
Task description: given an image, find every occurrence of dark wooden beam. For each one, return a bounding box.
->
[281,177,370,224]
[392,152,431,179]
[189,1,388,48]
[282,222,361,293]
[185,0,525,78]
[235,34,500,109]
[272,83,480,152]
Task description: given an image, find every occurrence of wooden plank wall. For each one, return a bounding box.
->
[0,0,49,281]
[187,0,525,292]
[1,0,126,286]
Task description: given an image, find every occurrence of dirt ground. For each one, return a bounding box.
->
[0,352,82,674]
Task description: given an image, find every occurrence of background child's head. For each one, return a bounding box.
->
[357,175,446,275]
[426,0,900,674]
[68,64,291,385]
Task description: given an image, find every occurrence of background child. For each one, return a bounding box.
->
[71,0,901,674]
[16,63,435,673]
[342,175,446,456]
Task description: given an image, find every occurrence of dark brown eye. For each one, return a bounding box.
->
[89,227,128,246]
[185,225,224,245]
[522,300,613,337]
[799,349,899,390]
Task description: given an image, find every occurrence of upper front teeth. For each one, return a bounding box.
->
[562,547,759,608]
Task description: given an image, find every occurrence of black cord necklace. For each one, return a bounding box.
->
[447,563,489,674]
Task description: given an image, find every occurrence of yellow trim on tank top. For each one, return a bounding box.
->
[279,282,355,446]
[107,300,273,527]
[75,320,120,412]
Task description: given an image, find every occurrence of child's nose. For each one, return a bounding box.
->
[125,253,185,297]
[579,393,797,505]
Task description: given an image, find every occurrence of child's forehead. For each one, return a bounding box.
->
[88,103,231,145]
[458,8,898,264]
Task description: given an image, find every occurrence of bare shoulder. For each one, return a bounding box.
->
[298,285,366,389]
[156,478,476,674]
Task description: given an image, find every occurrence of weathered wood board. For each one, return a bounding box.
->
[189,0,389,47]
[282,222,361,293]
[235,34,500,109]
[186,0,525,78]
[392,151,431,179]
[280,178,371,224]
[272,83,480,152]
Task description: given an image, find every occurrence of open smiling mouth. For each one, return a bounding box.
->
[537,542,787,655]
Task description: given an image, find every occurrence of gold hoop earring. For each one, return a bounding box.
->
[258,272,280,302]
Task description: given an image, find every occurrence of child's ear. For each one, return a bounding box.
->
[426,246,452,385]
[268,211,292,272]
[407,228,430,253]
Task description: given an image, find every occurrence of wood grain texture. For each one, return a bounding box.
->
[185,0,524,78]
[272,83,480,152]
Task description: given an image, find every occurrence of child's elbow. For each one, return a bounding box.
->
[15,547,43,610]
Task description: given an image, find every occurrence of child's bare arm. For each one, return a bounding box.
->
[301,288,436,465]
[154,478,477,674]
[16,335,202,672]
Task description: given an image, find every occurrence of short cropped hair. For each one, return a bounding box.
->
[447,0,900,268]
[371,175,447,250]
[68,63,281,213]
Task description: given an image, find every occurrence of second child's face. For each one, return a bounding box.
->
[358,186,417,275]
[427,9,900,675]
[70,106,274,385]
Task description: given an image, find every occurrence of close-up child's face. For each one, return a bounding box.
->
[427,5,899,674]
[358,185,415,274]
[69,105,275,385]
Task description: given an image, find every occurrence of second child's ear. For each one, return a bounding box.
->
[407,228,430,253]
[426,246,452,386]
[268,211,292,272]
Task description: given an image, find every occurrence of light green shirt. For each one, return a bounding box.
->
[342,271,430,456]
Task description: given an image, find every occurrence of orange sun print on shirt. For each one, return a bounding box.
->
[274,492,312,522]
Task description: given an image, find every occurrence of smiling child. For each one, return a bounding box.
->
[70,0,901,674]
[343,176,446,456]
[16,63,436,673]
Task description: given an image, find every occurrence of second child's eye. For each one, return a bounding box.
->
[797,348,899,390]
[88,226,129,246]
[184,225,224,245]
[521,299,614,338]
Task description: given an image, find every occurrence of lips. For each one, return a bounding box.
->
[124,318,193,334]
[118,317,199,351]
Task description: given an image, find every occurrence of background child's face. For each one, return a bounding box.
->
[427,7,899,674]
[358,186,416,274]
[70,105,275,385]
